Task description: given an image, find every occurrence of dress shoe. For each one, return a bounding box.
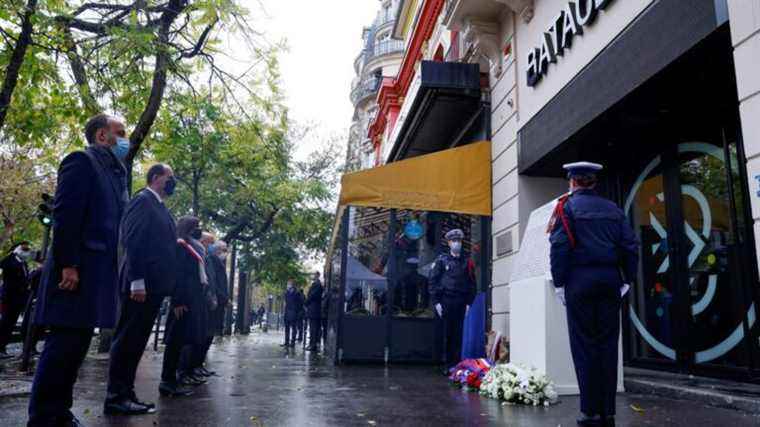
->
[193,367,210,378]
[576,413,602,426]
[103,397,154,415]
[128,393,156,410]
[179,374,205,386]
[199,367,216,376]
[159,382,194,397]
[67,416,86,427]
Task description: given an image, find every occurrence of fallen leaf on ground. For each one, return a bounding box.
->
[368,421,376,425]
[630,404,645,413]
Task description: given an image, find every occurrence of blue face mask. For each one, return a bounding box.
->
[111,137,130,161]
[208,244,217,255]
[164,177,177,196]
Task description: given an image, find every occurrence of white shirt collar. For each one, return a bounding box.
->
[146,186,163,203]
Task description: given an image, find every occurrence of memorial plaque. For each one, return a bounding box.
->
[510,198,559,283]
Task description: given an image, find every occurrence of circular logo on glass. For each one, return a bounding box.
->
[624,142,756,363]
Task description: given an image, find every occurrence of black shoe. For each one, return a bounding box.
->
[188,373,207,384]
[159,382,194,397]
[103,397,153,415]
[128,393,156,410]
[199,367,216,376]
[179,374,203,387]
[67,416,86,427]
[577,413,602,426]
[193,367,210,378]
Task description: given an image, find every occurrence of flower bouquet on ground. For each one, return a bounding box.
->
[479,363,558,407]
[448,358,492,391]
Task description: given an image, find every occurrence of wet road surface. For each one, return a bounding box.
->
[1,331,759,426]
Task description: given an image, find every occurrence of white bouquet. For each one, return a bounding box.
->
[479,363,558,407]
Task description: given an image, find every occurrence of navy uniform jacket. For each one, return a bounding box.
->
[119,189,177,296]
[36,146,128,329]
[429,253,476,306]
[305,279,323,320]
[0,254,29,302]
[283,288,303,322]
[549,189,639,287]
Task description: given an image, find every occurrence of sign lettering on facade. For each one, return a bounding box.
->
[526,0,615,87]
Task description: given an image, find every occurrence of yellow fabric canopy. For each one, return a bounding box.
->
[338,140,492,216]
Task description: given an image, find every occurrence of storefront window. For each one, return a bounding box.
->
[392,210,433,317]
[345,207,391,317]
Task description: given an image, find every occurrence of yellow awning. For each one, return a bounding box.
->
[325,141,492,270]
[339,140,492,216]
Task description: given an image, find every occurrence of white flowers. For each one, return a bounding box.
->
[479,363,558,406]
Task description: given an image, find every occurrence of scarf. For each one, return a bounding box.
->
[178,238,208,285]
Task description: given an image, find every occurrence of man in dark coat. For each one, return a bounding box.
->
[296,288,306,342]
[105,164,177,415]
[0,241,33,358]
[281,280,302,348]
[549,162,639,427]
[305,272,323,351]
[207,240,229,337]
[29,114,129,426]
[429,229,476,372]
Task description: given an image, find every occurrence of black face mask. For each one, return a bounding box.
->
[190,229,202,240]
[164,177,177,196]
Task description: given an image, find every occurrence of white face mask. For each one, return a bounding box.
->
[287,283,294,290]
[14,246,32,260]
[449,241,462,255]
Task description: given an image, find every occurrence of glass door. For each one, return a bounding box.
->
[623,126,760,376]
[676,135,758,371]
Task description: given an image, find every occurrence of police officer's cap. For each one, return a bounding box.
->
[445,229,464,240]
[563,161,603,179]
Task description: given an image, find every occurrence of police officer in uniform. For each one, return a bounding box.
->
[429,229,476,373]
[549,162,639,427]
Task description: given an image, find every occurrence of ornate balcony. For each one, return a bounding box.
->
[350,76,382,105]
[367,39,405,63]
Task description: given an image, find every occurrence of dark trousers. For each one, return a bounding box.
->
[0,295,26,351]
[308,318,321,348]
[188,337,213,369]
[566,268,621,416]
[297,318,304,341]
[442,297,466,368]
[107,295,163,399]
[321,318,328,345]
[284,319,297,345]
[161,334,184,384]
[28,327,93,425]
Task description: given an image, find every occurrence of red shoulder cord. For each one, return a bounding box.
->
[547,194,576,249]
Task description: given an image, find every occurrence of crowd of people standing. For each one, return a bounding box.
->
[9,114,233,426]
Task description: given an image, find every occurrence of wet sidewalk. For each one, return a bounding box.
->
[1,331,759,426]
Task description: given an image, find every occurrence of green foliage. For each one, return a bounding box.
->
[0,1,341,281]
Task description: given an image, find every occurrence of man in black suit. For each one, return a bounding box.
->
[305,272,323,351]
[29,114,129,427]
[105,164,178,415]
[281,280,303,348]
[0,241,33,358]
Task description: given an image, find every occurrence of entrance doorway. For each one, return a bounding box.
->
[527,25,760,380]
[610,27,760,379]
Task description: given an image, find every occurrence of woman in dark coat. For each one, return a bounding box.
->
[159,216,209,396]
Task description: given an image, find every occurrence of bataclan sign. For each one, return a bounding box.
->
[526,0,615,87]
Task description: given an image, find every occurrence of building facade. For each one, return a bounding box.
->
[345,0,406,172]
[367,0,760,382]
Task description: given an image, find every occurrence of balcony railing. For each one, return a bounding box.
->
[350,76,382,105]
[368,39,405,61]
